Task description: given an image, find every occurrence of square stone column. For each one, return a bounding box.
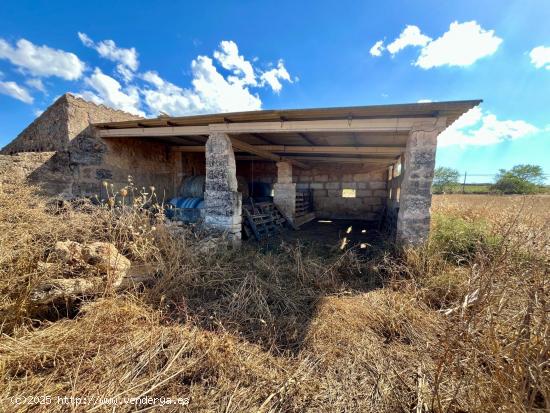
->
[204,133,242,241]
[273,161,296,223]
[396,123,442,245]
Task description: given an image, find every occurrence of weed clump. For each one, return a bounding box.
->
[0,179,548,412]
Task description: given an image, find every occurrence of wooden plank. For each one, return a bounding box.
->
[237,155,395,164]
[97,117,437,138]
[229,137,309,169]
[173,145,404,155]
[208,117,436,134]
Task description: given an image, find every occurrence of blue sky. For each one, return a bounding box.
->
[0,0,549,182]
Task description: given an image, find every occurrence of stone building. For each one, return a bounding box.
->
[0,93,480,244]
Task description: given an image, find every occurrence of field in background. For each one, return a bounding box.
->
[0,183,548,412]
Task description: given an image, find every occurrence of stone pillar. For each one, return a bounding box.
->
[273,161,296,222]
[396,124,441,245]
[204,133,242,241]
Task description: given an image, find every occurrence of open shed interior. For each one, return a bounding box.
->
[92,100,480,244]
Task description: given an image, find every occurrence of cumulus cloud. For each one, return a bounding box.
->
[416,21,502,68]
[260,60,292,93]
[81,68,144,116]
[140,70,201,115]
[213,40,256,86]
[371,21,502,69]
[529,46,550,70]
[369,40,385,57]
[74,39,293,116]
[438,107,539,147]
[0,80,34,103]
[78,32,139,81]
[387,25,431,55]
[191,55,262,112]
[0,38,85,80]
[136,40,291,116]
[417,99,432,103]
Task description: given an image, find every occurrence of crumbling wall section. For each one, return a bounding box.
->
[0,152,73,196]
[0,94,177,199]
[1,98,70,154]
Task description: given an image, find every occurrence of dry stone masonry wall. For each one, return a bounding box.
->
[294,165,388,221]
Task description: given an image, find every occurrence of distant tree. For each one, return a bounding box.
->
[492,164,545,194]
[433,167,460,193]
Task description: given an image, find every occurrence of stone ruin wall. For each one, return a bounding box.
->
[0,94,178,199]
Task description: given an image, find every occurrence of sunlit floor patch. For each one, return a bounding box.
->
[340,237,348,250]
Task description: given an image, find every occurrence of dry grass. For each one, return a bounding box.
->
[0,182,548,412]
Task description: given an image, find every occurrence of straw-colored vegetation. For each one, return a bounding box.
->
[0,181,548,412]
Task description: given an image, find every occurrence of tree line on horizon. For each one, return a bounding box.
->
[432,164,547,194]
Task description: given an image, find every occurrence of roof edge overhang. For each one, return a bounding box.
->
[93,99,482,130]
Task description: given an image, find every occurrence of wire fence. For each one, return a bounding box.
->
[436,172,550,194]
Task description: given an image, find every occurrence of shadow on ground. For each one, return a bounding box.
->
[155,219,392,356]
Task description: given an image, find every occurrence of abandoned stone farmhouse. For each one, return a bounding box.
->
[0,94,480,244]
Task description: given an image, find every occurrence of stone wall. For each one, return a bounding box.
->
[0,94,178,200]
[0,152,73,195]
[1,94,142,154]
[294,164,388,221]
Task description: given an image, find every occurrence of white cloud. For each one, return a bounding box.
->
[0,38,85,80]
[82,68,144,116]
[25,78,46,93]
[213,40,256,85]
[415,21,502,69]
[78,32,139,81]
[529,46,550,70]
[76,39,293,117]
[0,80,34,103]
[259,60,292,93]
[140,53,263,116]
[369,40,385,57]
[138,41,292,116]
[417,99,432,103]
[387,25,431,55]
[191,55,262,112]
[371,21,502,69]
[140,71,201,115]
[438,107,539,147]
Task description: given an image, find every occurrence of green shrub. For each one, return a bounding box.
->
[430,213,499,263]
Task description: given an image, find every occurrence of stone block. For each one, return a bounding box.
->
[204,190,242,217]
[356,189,372,197]
[373,189,387,197]
[368,181,387,190]
[325,182,340,189]
[310,182,324,189]
[353,173,370,182]
[364,197,382,206]
[314,174,329,182]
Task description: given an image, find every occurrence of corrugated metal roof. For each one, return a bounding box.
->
[93,99,482,130]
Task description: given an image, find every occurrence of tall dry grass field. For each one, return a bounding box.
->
[0,180,548,412]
